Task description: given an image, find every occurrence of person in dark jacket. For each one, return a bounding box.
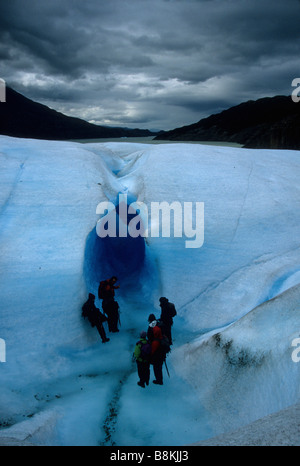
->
[82,294,110,343]
[159,297,177,345]
[150,325,165,385]
[134,331,151,388]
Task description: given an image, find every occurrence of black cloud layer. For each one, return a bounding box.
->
[1,0,300,130]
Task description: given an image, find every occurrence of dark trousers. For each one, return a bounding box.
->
[153,362,163,384]
[137,361,150,385]
[96,323,108,342]
[103,299,119,332]
[108,314,119,332]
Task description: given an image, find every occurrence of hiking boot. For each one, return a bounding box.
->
[153,380,163,385]
[137,382,145,388]
[102,338,110,343]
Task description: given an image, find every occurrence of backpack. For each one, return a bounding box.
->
[160,334,171,355]
[82,302,91,320]
[98,280,108,300]
[139,340,152,361]
[98,311,107,324]
[168,303,177,318]
[82,303,96,327]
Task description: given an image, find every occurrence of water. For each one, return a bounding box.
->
[70,136,243,148]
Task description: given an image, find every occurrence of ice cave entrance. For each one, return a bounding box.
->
[84,192,146,293]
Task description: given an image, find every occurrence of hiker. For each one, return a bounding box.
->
[104,298,120,333]
[99,277,120,333]
[159,297,177,345]
[150,324,166,386]
[134,331,151,388]
[147,313,157,342]
[82,294,110,343]
[98,276,120,303]
[147,312,167,343]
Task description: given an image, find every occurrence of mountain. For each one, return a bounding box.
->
[0,87,155,140]
[155,95,300,150]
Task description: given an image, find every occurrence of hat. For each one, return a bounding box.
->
[140,331,147,339]
[159,297,168,305]
[149,320,157,328]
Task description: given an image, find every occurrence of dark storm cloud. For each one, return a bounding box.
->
[1,0,300,130]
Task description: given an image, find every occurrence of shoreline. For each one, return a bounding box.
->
[70,136,244,148]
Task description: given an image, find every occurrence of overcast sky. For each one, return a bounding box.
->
[1,0,300,131]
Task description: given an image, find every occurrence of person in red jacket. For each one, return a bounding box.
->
[98,276,120,302]
[151,325,165,385]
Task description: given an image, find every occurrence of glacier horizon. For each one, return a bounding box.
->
[96,193,205,249]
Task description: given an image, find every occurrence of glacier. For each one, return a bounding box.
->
[0,135,299,446]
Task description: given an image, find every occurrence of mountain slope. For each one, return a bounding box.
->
[0,87,154,140]
[155,95,300,149]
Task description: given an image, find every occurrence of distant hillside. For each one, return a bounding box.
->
[0,87,155,141]
[155,96,300,150]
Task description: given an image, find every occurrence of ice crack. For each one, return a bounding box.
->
[99,369,134,446]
